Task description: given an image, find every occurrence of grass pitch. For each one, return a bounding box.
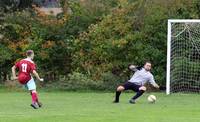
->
[0,92,200,122]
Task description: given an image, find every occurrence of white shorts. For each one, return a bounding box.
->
[25,77,36,90]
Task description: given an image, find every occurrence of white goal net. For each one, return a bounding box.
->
[167,19,200,94]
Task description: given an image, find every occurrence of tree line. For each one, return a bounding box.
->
[0,0,200,90]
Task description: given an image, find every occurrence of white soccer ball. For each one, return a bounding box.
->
[147,95,156,103]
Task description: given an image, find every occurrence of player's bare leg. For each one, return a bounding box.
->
[113,86,125,103]
[129,86,146,104]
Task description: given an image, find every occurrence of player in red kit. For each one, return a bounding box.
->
[12,50,44,109]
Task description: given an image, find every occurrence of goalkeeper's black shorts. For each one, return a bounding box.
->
[123,81,141,92]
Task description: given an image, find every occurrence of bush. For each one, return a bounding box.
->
[66,72,97,90]
[43,71,126,91]
[99,71,125,90]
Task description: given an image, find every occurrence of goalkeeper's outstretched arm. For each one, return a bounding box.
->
[153,83,160,89]
[128,64,143,72]
[149,75,161,89]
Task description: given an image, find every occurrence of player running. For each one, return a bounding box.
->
[113,61,160,104]
[12,50,43,109]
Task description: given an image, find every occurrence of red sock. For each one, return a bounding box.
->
[31,91,38,104]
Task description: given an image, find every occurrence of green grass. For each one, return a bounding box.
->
[0,91,200,122]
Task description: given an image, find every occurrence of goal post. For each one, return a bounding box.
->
[167,19,200,94]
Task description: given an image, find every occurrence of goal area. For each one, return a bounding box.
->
[167,19,200,94]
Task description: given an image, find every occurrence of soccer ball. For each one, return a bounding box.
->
[147,95,156,103]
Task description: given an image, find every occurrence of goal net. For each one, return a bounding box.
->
[167,19,200,94]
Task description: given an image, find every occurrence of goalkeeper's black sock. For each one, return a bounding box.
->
[131,90,145,100]
[114,91,121,102]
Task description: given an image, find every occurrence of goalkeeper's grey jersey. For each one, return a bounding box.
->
[128,68,156,86]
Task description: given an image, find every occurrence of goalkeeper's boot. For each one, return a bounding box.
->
[113,100,119,103]
[129,99,136,104]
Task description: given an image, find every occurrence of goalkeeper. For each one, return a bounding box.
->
[113,61,163,104]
